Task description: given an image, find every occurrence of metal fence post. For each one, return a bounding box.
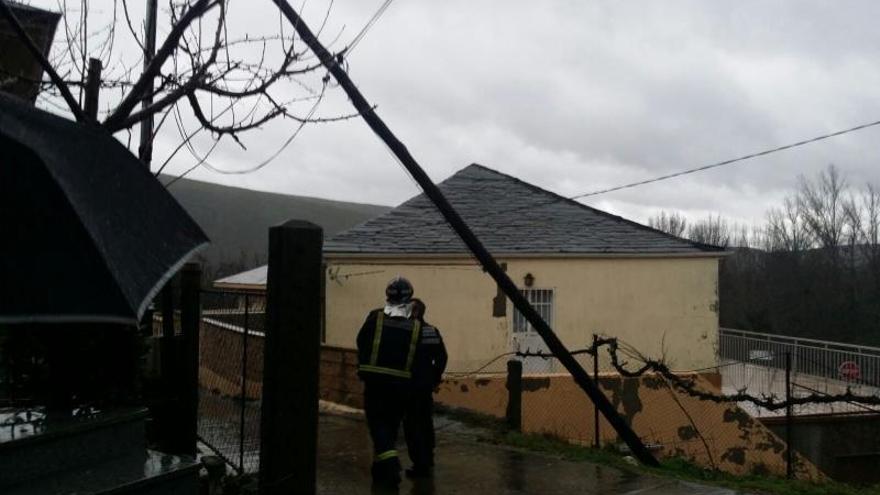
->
[160,281,175,407]
[240,293,250,473]
[593,334,600,448]
[203,456,226,495]
[180,262,201,457]
[148,280,177,454]
[259,220,323,495]
[785,350,793,479]
[5,346,13,403]
[161,282,176,337]
[506,360,522,432]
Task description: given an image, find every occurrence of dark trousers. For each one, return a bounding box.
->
[403,388,435,470]
[363,381,407,484]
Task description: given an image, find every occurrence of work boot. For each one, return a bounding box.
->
[404,465,432,479]
[371,458,402,487]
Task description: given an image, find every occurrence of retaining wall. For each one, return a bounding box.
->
[436,372,823,480]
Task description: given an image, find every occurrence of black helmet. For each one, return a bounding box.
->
[385,276,414,304]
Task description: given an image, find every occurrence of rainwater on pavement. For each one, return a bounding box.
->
[316,412,746,495]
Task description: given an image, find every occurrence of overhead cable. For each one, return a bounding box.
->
[572,118,880,199]
[345,0,395,57]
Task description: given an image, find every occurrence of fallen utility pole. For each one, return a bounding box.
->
[270,0,659,467]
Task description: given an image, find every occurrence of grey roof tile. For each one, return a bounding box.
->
[324,164,723,255]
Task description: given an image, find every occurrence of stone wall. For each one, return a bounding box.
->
[198,322,363,407]
[319,346,363,408]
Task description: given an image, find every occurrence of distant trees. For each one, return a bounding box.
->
[765,197,811,252]
[799,166,848,251]
[648,211,732,247]
[648,211,688,238]
[688,215,732,248]
[650,165,880,345]
[847,184,880,299]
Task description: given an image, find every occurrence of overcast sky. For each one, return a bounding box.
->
[32,0,880,227]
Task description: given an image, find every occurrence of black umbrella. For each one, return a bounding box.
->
[0,93,209,325]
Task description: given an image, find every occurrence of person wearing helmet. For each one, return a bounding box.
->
[403,298,447,479]
[356,276,419,488]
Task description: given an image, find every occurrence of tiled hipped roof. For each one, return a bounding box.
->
[324,164,723,255]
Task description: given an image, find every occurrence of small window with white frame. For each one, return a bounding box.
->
[512,288,554,333]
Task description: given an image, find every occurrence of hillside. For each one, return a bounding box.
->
[162,176,389,278]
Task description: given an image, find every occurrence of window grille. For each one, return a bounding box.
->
[512,288,554,333]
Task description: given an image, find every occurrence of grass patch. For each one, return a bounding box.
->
[437,408,880,495]
[648,457,880,495]
[434,404,509,433]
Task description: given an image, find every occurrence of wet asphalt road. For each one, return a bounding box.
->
[316,413,745,495]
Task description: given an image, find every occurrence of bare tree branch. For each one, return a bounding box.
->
[103,0,218,129]
[35,0,351,183]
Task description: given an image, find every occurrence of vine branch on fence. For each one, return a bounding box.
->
[515,337,880,411]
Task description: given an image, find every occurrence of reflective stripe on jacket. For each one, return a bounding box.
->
[357,309,422,380]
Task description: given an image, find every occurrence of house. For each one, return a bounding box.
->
[216,163,727,373]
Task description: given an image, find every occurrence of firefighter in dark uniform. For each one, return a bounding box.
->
[356,276,422,487]
[403,298,448,478]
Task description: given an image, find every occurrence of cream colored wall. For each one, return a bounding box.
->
[324,256,720,372]
[324,261,506,372]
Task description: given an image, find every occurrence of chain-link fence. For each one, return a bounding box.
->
[198,289,266,474]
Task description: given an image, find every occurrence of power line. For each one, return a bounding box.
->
[165,86,326,187]
[445,352,517,377]
[571,118,880,200]
[201,88,326,175]
[345,0,395,57]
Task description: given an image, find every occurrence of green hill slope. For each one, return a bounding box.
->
[162,176,389,278]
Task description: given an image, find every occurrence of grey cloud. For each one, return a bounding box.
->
[34,0,880,228]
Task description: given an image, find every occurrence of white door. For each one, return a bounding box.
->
[511,288,555,374]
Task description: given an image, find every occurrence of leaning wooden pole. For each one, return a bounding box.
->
[269,0,658,467]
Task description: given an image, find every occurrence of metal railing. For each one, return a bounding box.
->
[719,327,880,390]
